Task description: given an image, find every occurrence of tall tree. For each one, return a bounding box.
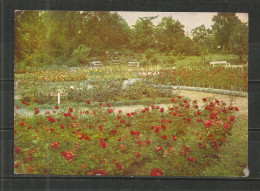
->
[212,13,248,61]
[45,11,82,58]
[155,17,185,53]
[212,13,241,51]
[15,11,46,66]
[130,16,158,51]
[229,22,248,62]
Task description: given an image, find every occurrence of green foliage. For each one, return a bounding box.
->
[15,11,247,72]
[130,16,157,51]
[212,13,248,60]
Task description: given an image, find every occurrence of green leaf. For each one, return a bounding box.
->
[32,140,39,144]
[44,143,49,150]
[23,148,31,151]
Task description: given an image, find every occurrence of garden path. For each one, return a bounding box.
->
[15,90,248,118]
[111,89,247,118]
[178,90,248,118]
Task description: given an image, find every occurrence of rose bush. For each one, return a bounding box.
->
[14,96,242,176]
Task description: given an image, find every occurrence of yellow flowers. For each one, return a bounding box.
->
[31,70,88,82]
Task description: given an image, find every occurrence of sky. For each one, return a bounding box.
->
[115,12,248,32]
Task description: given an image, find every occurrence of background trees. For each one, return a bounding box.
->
[211,12,248,60]
[15,11,248,71]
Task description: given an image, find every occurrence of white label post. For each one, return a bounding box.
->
[51,92,68,105]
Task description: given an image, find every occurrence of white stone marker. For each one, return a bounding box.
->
[50,92,68,105]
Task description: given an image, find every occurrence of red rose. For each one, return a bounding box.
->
[161,135,167,140]
[188,156,195,162]
[161,124,167,130]
[49,142,59,149]
[65,151,75,160]
[116,163,123,170]
[15,147,23,154]
[178,113,184,117]
[84,136,91,141]
[145,140,151,145]
[230,115,236,122]
[202,98,207,102]
[110,130,117,134]
[173,135,178,141]
[100,142,108,148]
[167,120,172,123]
[68,108,73,113]
[138,141,143,146]
[47,116,56,123]
[224,123,230,129]
[151,168,164,176]
[155,145,163,152]
[160,108,164,113]
[55,106,59,109]
[234,107,239,111]
[86,100,91,104]
[20,122,25,126]
[108,109,114,113]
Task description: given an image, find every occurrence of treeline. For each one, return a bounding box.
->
[15,11,248,70]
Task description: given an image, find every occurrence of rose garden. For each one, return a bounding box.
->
[14,11,248,176]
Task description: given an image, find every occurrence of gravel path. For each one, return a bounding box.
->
[178,90,248,118]
[15,90,248,118]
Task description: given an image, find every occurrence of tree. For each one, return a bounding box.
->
[15,10,46,67]
[155,17,185,53]
[229,22,248,62]
[191,25,212,49]
[212,13,248,61]
[212,13,242,51]
[130,16,158,51]
[45,11,82,58]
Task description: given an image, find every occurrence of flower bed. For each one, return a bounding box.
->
[141,66,248,92]
[14,96,243,176]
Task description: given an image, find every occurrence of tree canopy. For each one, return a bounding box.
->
[15,11,248,70]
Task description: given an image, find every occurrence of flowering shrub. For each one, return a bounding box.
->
[14,96,243,176]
